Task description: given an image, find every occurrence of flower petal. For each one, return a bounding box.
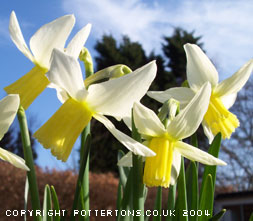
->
[9,11,34,62]
[47,49,87,101]
[170,150,181,185]
[147,87,195,109]
[30,14,75,68]
[0,94,19,140]
[66,23,91,59]
[0,147,29,171]
[175,141,226,165]
[117,151,133,167]
[202,120,214,144]
[184,43,218,91]
[220,93,237,110]
[94,114,156,157]
[86,61,157,119]
[167,82,211,140]
[133,102,166,137]
[214,59,253,97]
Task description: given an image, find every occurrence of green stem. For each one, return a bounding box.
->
[17,106,41,221]
[153,186,162,221]
[132,113,144,221]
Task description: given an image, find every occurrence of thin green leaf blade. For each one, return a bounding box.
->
[175,157,188,221]
[209,209,226,221]
[165,184,176,221]
[199,174,213,221]
[153,186,162,221]
[186,161,198,221]
[117,150,130,189]
[43,184,53,221]
[50,185,61,221]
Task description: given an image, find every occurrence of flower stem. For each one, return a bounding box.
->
[17,106,41,221]
[132,112,145,221]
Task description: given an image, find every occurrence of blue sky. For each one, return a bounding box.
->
[0,0,252,170]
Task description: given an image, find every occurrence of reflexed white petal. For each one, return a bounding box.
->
[47,49,87,101]
[30,14,75,68]
[184,44,218,91]
[220,93,237,110]
[86,61,156,119]
[48,83,69,103]
[9,11,34,62]
[175,141,226,165]
[133,102,166,137]
[202,120,214,144]
[117,151,133,167]
[148,87,195,109]
[0,94,20,140]
[66,23,91,59]
[94,114,156,157]
[167,82,211,140]
[214,59,253,97]
[170,150,181,185]
[0,147,29,171]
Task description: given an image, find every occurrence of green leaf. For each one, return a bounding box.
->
[165,184,176,221]
[200,133,222,199]
[116,181,122,211]
[71,134,91,220]
[43,184,53,221]
[186,161,199,221]
[119,168,133,221]
[209,209,226,221]
[117,150,130,189]
[250,212,253,221]
[24,176,29,221]
[50,186,60,221]
[175,157,188,221]
[199,174,213,221]
[153,186,162,221]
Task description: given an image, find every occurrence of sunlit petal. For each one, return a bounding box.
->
[170,150,181,185]
[133,102,166,137]
[214,59,253,97]
[94,114,156,157]
[220,93,237,110]
[167,82,211,140]
[30,14,75,68]
[184,43,218,91]
[9,11,34,62]
[147,87,195,109]
[175,141,226,165]
[86,61,156,119]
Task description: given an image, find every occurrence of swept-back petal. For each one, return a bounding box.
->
[117,151,133,167]
[170,150,181,185]
[0,147,29,171]
[184,43,218,91]
[147,87,195,109]
[202,120,214,144]
[9,11,34,62]
[0,94,19,140]
[220,93,237,110]
[94,114,156,157]
[167,82,211,140]
[47,49,87,101]
[66,23,91,59]
[30,14,75,68]
[133,102,166,137]
[214,59,253,97]
[86,61,156,118]
[175,141,226,165]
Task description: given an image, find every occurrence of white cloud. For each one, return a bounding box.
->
[62,0,253,78]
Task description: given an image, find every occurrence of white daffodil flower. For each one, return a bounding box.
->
[5,11,91,109]
[34,49,157,162]
[119,83,226,188]
[0,95,29,171]
[148,43,253,143]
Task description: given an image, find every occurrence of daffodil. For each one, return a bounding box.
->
[148,43,253,143]
[119,83,226,188]
[34,49,157,162]
[5,11,91,109]
[0,94,29,171]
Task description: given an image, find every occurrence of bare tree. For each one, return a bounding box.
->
[217,76,253,191]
